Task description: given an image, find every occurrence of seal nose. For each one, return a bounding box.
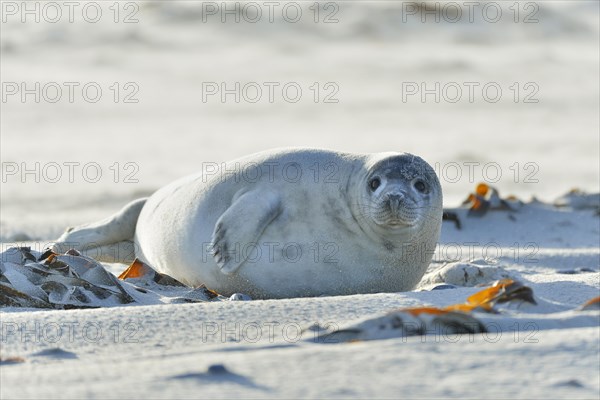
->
[387,192,405,214]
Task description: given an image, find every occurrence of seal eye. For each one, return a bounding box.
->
[414,180,428,193]
[369,178,381,192]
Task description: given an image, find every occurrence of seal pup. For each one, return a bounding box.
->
[53,148,443,299]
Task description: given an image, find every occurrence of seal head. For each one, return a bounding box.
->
[355,153,443,241]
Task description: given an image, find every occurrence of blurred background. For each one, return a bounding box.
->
[1,0,599,241]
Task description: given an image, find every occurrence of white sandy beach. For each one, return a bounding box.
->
[1,193,599,399]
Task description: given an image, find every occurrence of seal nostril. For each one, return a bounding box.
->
[387,192,405,202]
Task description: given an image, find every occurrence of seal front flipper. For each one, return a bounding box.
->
[211,189,282,275]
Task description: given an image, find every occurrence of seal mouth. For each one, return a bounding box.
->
[383,218,416,229]
[383,193,421,227]
[358,195,422,229]
[387,220,411,227]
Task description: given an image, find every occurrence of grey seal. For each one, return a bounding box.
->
[54,148,443,299]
